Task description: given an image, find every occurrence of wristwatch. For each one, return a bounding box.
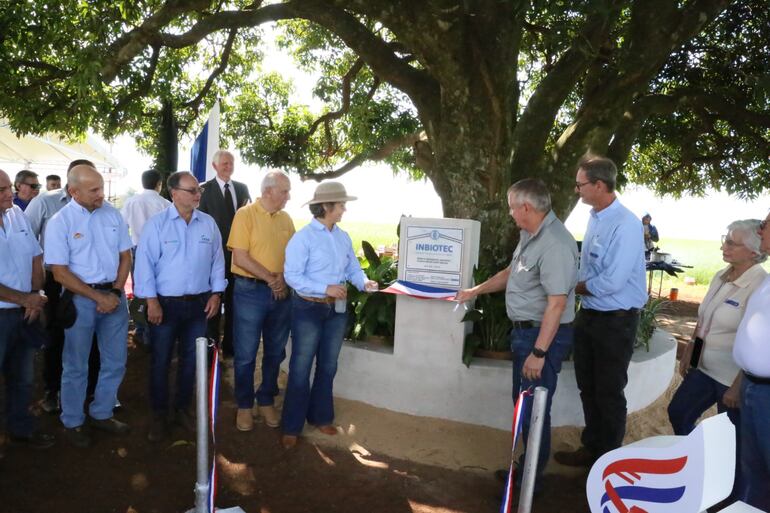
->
[110,288,122,297]
[531,347,547,358]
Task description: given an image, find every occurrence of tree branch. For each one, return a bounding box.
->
[108,45,161,130]
[302,131,424,181]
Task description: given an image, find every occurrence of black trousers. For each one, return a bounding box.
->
[573,308,639,457]
[41,271,100,396]
[207,266,234,356]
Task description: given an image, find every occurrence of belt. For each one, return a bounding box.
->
[298,294,336,304]
[744,373,770,385]
[235,275,268,285]
[512,320,573,329]
[88,282,113,290]
[158,292,210,301]
[580,307,639,317]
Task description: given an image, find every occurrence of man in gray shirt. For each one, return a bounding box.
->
[456,178,578,488]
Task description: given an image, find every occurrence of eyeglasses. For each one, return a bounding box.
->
[575,180,594,189]
[721,235,745,248]
[174,186,203,195]
[22,182,41,190]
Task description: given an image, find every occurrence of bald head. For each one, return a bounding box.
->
[0,169,13,212]
[68,165,105,211]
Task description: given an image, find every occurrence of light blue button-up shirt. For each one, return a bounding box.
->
[579,198,648,311]
[44,200,132,284]
[24,188,69,248]
[133,206,226,298]
[284,218,367,298]
[1,205,43,309]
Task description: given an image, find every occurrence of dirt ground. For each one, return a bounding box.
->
[0,300,702,513]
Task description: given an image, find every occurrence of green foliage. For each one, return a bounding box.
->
[460,266,511,367]
[345,241,398,343]
[636,297,671,351]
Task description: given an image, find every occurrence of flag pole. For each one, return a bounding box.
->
[517,386,547,513]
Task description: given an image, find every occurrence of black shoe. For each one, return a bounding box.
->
[9,431,56,450]
[147,416,167,443]
[90,417,131,435]
[40,391,61,414]
[174,409,195,433]
[65,426,91,448]
[554,446,596,467]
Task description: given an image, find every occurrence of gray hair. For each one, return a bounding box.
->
[211,149,233,164]
[261,171,290,194]
[578,156,618,192]
[507,178,551,213]
[728,219,767,263]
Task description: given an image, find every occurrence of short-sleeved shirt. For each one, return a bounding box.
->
[133,206,226,297]
[0,205,43,309]
[734,275,770,378]
[506,211,578,323]
[697,264,767,386]
[24,188,69,249]
[44,200,132,284]
[227,200,295,276]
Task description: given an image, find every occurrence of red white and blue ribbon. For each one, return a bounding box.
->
[380,280,457,300]
[208,348,221,513]
[501,388,533,513]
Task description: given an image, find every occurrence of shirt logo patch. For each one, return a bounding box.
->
[73,232,84,239]
[199,235,212,243]
[725,299,739,307]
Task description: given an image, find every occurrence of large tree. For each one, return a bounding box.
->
[1,0,768,265]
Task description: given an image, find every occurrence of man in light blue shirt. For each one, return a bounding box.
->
[134,171,225,441]
[555,157,647,467]
[44,164,133,448]
[0,169,54,450]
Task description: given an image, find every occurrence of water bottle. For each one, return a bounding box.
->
[334,281,346,313]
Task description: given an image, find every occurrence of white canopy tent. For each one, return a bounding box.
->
[0,120,127,198]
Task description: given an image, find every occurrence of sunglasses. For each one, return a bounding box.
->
[22,182,42,190]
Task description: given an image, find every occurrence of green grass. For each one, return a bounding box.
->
[292,219,400,254]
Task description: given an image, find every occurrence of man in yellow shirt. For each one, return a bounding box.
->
[228,171,294,431]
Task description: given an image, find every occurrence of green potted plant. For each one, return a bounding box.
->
[346,241,398,344]
[635,297,670,351]
[460,266,511,366]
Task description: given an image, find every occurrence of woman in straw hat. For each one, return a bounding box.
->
[280,181,378,448]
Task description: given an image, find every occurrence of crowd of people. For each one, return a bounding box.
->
[0,153,769,510]
[456,156,770,510]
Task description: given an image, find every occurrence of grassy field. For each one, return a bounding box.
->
[297,219,769,302]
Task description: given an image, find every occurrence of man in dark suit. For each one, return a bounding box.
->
[198,150,251,356]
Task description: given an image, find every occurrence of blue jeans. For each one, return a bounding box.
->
[739,377,770,511]
[0,309,36,436]
[667,368,742,497]
[148,295,208,415]
[61,293,128,428]
[232,278,291,408]
[511,324,573,479]
[281,295,347,435]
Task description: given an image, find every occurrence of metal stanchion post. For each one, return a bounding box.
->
[517,386,548,513]
[186,337,210,513]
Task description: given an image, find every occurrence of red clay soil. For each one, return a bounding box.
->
[0,347,590,513]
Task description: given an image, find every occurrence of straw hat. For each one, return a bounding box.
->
[303,181,357,206]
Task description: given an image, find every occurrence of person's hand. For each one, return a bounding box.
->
[267,273,283,291]
[522,353,545,381]
[273,288,289,301]
[454,288,478,303]
[146,298,163,325]
[364,280,378,292]
[325,284,347,299]
[204,294,220,320]
[679,341,694,377]
[95,291,120,314]
[24,306,42,322]
[20,291,47,311]
[723,382,741,409]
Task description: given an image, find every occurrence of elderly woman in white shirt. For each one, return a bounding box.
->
[668,219,767,497]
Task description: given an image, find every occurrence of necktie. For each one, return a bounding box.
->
[224,183,235,219]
